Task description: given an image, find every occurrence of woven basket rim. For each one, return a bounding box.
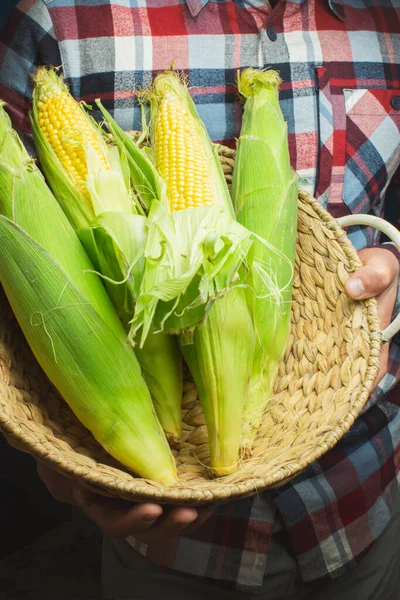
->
[0,146,382,505]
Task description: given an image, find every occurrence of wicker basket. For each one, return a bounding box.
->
[0,146,398,506]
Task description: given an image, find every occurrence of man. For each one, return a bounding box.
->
[0,0,399,597]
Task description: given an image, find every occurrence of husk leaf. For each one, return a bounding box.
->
[0,216,177,485]
[232,68,298,450]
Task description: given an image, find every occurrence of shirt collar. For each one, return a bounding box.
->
[184,0,346,21]
[184,0,210,17]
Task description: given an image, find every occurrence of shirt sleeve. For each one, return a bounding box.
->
[383,165,400,236]
[366,166,400,262]
[382,165,400,321]
[0,0,61,133]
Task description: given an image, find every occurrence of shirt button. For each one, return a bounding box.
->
[266,25,277,41]
[391,95,400,110]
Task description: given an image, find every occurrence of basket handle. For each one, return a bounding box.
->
[337,214,400,343]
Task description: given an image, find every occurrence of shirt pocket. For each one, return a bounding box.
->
[342,88,400,218]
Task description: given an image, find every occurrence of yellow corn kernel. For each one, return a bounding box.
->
[154,97,214,212]
[35,87,109,200]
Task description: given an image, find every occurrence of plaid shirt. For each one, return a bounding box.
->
[1,0,400,595]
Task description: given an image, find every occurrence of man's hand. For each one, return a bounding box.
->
[37,462,212,543]
[345,247,399,384]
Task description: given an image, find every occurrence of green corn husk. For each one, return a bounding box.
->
[30,67,183,440]
[126,72,254,342]
[96,100,167,213]
[0,102,119,334]
[124,71,255,476]
[181,287,254,475]
[232,69,298,451]
[130,199,254,344]
[0,104,177,485]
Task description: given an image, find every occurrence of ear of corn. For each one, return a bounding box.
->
[152,81,216,212]
[0,102,120,334]
[232,69,298,451]
[127,71,255,476]
[80,212,183,438]
[0,105,177,485]
[30,75,95,231]
[128,72,253,343]
[30,68,144,297]
[146,72,234,216]
[135,330,184,440]
[0,217,177,485]
[181,287,254,475]
[31,67,183,440]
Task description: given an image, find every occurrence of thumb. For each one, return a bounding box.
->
[345,248,399,300]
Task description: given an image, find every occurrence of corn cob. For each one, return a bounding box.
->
[153,91,214,210]
[31,67,183,440]
[0,102,176,485]
[232,69,298,451]
[130,72,255,476]
[34,70,109,203]
[148,72,234,214]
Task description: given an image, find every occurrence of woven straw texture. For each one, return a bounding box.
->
[0,145,382,506]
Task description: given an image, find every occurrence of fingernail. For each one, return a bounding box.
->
[346,277,365,299]
[143,513,159,524]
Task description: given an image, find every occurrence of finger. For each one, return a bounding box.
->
[138,507,199,544]
[73,491,164,537]
[345,248,399,300]
[37,462,79,505]
[345,248,399,388]
[180,506,213,536]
